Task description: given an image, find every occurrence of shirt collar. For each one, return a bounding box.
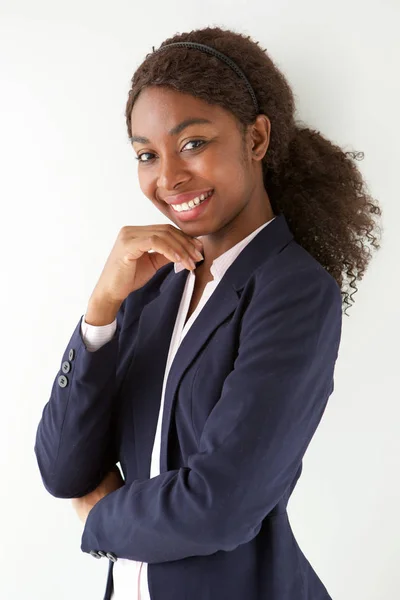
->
[174,216,276,281]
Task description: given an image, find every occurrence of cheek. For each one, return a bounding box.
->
[214,161,247,197]
[137,172,153,196]
[200,148,244,185]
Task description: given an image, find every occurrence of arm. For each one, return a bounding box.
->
[34,300,125,499]
[81,268,343,563]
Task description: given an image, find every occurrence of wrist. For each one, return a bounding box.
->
[85,295,122,326]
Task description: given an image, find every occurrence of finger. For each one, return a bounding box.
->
[142,235,194,271]
[150,234,198,271]
[165,230,204,264]
[170,227,204,253]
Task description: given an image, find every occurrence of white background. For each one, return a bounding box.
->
[0,1,398,598]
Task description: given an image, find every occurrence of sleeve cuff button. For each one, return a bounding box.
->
[57,375,68,388]
[106,552,118,562]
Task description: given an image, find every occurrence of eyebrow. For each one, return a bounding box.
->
[129,117,213,144]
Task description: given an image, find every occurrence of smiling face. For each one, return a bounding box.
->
[129,85,273,250]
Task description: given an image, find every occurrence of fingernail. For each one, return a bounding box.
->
[194,249,204,260]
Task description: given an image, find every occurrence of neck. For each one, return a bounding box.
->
[198,199,274,273]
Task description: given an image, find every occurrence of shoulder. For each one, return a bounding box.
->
[256,239,341,299]
[245,239,343,327]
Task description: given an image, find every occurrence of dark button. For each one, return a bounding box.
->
[61,361,71,374]
[106,552,117,562]
[57,375,68,388]
[68,348,75,361]
[98,551,107,557]
[89,550,101,559]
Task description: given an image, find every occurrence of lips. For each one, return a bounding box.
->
[162,188,214,205]
[169,190,213,221]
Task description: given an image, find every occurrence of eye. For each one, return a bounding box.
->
[135,139,206,164]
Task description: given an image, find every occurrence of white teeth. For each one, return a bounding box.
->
[171,191,212,212]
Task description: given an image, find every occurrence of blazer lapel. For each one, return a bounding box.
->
[132,213,294,476]
[160,277,240,472]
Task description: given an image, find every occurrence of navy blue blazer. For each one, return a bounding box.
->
[35,213,342,600]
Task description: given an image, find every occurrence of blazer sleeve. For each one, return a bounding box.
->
[34,300,127,498]
[81,267,343,563]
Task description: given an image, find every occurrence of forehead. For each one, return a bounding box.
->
[130,86,231,138]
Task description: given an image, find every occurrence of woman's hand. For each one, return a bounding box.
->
[89,224,204,307]
[84,224,204,326]
[71,465,125,525]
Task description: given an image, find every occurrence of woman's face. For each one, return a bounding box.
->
[129,85,271,239]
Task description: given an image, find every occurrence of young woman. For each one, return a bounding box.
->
[34,26,382,600]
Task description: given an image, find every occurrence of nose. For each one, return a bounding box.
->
[156,153,188,191]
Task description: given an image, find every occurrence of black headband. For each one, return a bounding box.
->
[152,42,259,114]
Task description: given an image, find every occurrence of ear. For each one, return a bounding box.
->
[250,114,271,160]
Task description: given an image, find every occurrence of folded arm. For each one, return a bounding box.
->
[81,268,342,563]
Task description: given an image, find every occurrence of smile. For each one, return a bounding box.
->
[171,190,214,213]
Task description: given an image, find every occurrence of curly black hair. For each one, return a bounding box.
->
[124,25,383,316]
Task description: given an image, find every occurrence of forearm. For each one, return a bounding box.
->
[34,314,120,498]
